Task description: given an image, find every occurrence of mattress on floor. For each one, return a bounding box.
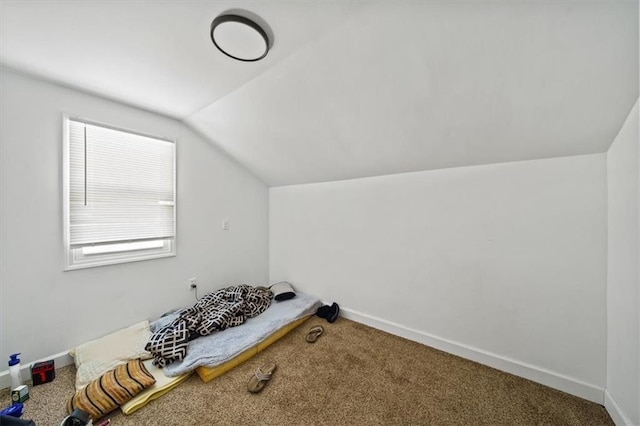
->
[163,291,321,378]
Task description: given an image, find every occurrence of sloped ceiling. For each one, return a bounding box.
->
[1,1,637,186]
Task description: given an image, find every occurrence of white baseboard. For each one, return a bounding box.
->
[0,351,74,390]
[340,307,605,404]
[604,390,635,426]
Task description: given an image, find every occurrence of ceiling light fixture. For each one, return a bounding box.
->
[210,14,270,62]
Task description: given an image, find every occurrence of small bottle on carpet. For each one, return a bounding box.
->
[8,353,23,390]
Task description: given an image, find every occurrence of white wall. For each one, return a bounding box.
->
[270,154,607,401]
[0,69,269,369]
[605,100,639,426]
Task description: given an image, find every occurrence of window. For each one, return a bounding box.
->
[63,117,176,270]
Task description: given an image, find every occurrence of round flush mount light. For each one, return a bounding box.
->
[211,14,270,62]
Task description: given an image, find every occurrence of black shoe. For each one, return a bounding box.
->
[326,302,340,323]
[316,305,331,319]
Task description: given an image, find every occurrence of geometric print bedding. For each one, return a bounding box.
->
[145,285,272,367]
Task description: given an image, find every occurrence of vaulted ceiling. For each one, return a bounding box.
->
[1,1,637,186]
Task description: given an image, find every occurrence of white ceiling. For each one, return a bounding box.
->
[1,1,638,186]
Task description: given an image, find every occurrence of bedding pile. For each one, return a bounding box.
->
[146,285,272,367]
[163,291,321,377]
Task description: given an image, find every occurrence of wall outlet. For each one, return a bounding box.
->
[188,278,197,290]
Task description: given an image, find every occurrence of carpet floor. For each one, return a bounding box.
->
[0,318,613,425]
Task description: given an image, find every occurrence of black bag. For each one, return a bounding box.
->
[0,415,36,426]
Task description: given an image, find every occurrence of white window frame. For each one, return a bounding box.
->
[63,115,176,270]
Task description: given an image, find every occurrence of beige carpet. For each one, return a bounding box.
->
[1,318,613,425]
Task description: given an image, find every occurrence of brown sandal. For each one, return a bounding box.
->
[305,325,324,343]
[247,362,277,393]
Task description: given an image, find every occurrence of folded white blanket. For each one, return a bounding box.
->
[161,292,321,377]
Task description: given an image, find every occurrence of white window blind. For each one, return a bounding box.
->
[67,119,175,248]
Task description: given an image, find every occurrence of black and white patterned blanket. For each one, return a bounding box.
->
[146,285,272,367]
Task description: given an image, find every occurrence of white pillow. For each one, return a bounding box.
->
[70,320,152,390]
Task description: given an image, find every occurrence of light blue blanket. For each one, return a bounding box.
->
[158,292,321,377]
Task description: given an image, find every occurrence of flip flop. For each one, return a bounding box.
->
[305,325,324,343]
[247,362,277,393]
